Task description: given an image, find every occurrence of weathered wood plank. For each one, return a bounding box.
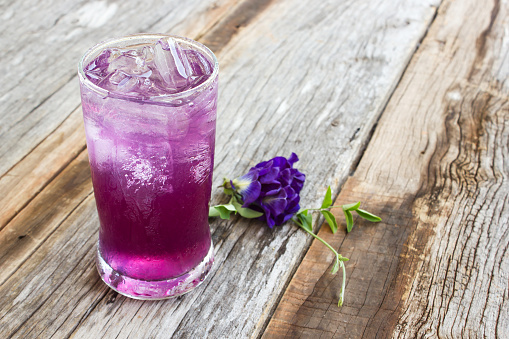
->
[0,107,84,230]
[264,0,509,337]
[0,0,440,338]
[0,150,92,286]
[0,194,107,338]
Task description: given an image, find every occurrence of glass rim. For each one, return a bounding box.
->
[78,33,219,104]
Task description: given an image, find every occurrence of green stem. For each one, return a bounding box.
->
[292,217,339,255]
[339,261,346,307]
[307,205,354,212]
[292,216,347,307]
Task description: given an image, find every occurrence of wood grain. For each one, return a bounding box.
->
[0,0,442,338]
[0,107,84,230]
[264,0,509,337]
[0,150,92,286]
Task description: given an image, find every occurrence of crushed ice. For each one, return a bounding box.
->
[84,37,213,96]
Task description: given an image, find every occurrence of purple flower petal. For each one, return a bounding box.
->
[263,209,276,228]
[254,159,271,169]
[285,195,300,214]
[259,167,279,183]
[232,171,261,205]
[270,156,290,169]
[260,182,282,197]
[279,168,292,186]
[290,170,305,193]
[288,152,299,166]
[262,189,287,216]
[275,211,296,226]
[284,185,296,197]
[241,181,262,205]
[230,153,306,228]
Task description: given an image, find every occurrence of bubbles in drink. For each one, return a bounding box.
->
[120,149,173,193]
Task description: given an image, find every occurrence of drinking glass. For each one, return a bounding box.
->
[78,34,218,299]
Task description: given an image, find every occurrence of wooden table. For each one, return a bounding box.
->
[1,0,508,337]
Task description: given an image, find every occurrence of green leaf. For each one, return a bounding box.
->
[338,255,349,262]
[231,199,264,218]
[342,201,361,211]
[356,208,382,222]
[344,209,354,232]
[223,204,237,211]
[217,206,233,219]
[297,210,313,232]
[321,186,333,209]
[331,257,340,274]
[321,210,338,234]
[298,208,309,216]
[209,204,236,219]
[209,206,221,217]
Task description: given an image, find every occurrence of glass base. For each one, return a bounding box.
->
[95,243,214,300]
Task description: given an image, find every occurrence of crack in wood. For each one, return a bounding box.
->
[468,0,500,80]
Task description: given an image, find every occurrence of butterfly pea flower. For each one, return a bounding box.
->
[231,153,305,228]
[210,153,381,307]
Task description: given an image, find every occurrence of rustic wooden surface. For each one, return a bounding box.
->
[265,0,509,337]
[0,0,506,338]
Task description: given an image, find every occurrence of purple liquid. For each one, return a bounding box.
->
[80,36,217,287]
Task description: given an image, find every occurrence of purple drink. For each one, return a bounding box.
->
[78,34,218,299]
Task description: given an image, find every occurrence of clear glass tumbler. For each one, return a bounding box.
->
[78,34,218,299]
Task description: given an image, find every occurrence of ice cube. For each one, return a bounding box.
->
[84,50,111,84]
[99,48,153,94]
[108,70,137,91]
[85,39,213,96]
[139,77,158,95]
[152,38,193,91]
[108,54,132,72]
[84,120,115,168]
[184,49,213,76]
[183,49,213,88]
